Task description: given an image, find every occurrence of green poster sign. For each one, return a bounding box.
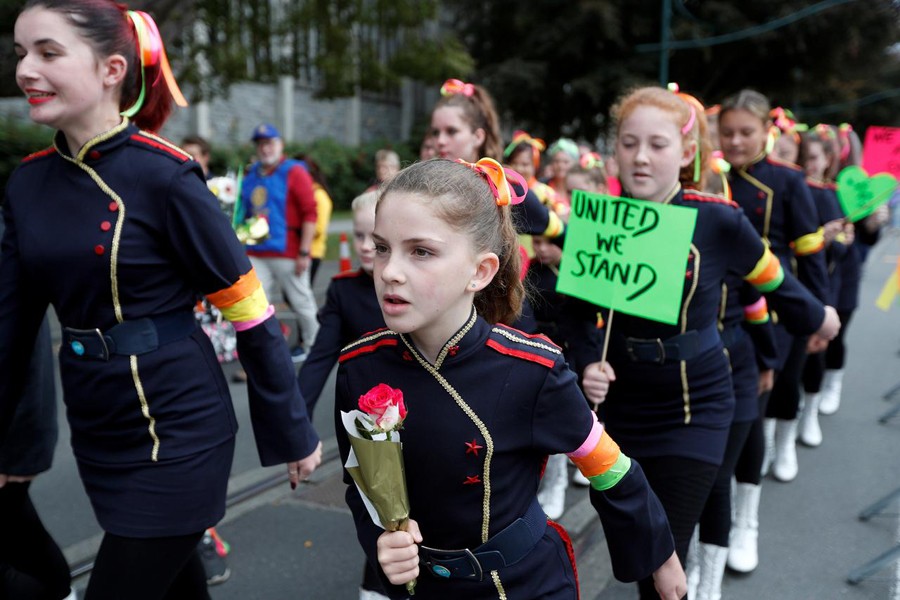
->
[556,190,698,325]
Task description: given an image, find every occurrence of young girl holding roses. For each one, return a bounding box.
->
[335,157,686,600]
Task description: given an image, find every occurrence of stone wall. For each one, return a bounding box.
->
[0,78,414,147]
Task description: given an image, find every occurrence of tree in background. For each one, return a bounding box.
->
[450,0,900,142]
[0,0,473,101]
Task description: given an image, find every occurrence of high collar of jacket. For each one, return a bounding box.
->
[53,119,134,162]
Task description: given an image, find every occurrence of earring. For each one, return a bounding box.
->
[471,283,476,288]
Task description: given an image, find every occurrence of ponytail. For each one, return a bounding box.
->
[435,80,504,161]
[23,0,186,132]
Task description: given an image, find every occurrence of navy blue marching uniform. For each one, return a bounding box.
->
[718,277,779,426]
[336,310,674,599]
[728,154,829,307]
[728,153,830,424]
[525,258,569,349]
[807,179,856,307]
[0,121,318,537]
[562,186,825,586]
[803,180,860,393]
[566,186,824,467]
[298,268,384,418]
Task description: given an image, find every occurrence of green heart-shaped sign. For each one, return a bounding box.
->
[836,166,897,223]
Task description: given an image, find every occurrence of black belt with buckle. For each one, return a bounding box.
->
[419,498,547,581]
[624,323,720,364]
[63,311,198,361]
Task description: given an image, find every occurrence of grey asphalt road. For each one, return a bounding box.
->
[28,230,900,599]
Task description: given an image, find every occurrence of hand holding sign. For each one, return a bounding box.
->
[557,190,697,325]
[836,166,897,223]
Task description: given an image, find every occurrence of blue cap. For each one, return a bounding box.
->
[251,123,281,141]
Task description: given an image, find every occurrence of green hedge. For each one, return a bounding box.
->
[0,116,417,211]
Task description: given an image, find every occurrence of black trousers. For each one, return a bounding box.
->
[0,481,71,600]
[699,420,754,546]
[85,531,209,600]
[734,392,772,485]
[766,335,808,420]
[634,456,719,600]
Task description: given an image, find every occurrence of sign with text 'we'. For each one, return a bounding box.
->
[557,190,697,325]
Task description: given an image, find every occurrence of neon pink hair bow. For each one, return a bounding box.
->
[457,158,527,207]
[441,79,476,98]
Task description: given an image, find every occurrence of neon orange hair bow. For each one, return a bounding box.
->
[441,79,476,98]
[457,158,527,207]
[121,10,188,118]
[503,130,546,169]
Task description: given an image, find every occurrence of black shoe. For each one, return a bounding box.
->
[199,533,231,586]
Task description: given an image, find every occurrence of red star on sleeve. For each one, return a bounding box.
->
[463,475,482,485]
[464,439,483,457]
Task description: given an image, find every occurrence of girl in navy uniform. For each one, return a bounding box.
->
[817,126,869,414]
[298,190,383,420]
[336,158,686,600]
[297,191,389,600]
[431,79,565,243]
[431,78,563,336]
[796,129,851,446]
[2,2,321,598]
[573,86,839,600]
[718,90,832,484]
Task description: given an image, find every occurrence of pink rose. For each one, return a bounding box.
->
[358,384,407,432]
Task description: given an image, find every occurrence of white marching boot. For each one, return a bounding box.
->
[818,369,844,415]
[695,542,729,600]
[537,454,568,520]
[798,391,823,447]
[728,483,761,573]
[359,588,391,600]
[760,418,776,477]
[772,418,799,482]
[685,527,700,599]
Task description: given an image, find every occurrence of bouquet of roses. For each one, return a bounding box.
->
[340,383,415,595]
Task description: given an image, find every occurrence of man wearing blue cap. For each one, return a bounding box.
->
[239,124,320,362]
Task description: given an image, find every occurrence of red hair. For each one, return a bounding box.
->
[612,86,712,190]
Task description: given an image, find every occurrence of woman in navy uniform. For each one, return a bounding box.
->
[2,2,320,598]
[718,90,832,484]
[572,87,839,600]
[337,158,686,600]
